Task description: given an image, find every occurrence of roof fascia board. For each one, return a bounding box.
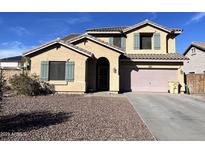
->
[123,21,171,33]
[121,59,185,62]
[23,41,92,57]
[23,40,58,56]
[86,31,121,34]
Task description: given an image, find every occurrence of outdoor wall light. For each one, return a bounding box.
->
[113,67,117,73]
[180,69,184,74]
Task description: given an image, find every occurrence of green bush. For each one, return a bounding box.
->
[9,73,54,96]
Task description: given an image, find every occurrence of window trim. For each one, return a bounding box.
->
[139,33,153,50]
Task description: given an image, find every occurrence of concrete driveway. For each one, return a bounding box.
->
[125,93,205,141]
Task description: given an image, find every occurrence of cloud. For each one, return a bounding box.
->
[185,12,205,25]
[0,41,30,58]
[41,16,92,25]
[150,12,157,20]
[10,26,31,36]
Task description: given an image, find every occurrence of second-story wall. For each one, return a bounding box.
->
[89,24,177,54]
[126,25,169,54]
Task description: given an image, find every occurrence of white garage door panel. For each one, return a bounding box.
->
[131,69,177,92]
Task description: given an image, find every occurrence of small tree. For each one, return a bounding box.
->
[0,69,6,101]
[21,56,31,75]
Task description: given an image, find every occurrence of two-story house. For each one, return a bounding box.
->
[183,42,205,74]
[23,20,188,93]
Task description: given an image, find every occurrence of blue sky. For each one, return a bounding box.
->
[0,12,205,58]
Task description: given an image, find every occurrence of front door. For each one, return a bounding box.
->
[96,58,109,91]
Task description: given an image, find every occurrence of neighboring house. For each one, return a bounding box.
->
[0,56,22,69]
[0,56,22,81]
[183,42,205,74]
[22,19,188,93]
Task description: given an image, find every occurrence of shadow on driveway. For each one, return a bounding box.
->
[0,111,73,133]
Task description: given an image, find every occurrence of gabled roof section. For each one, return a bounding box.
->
[122,53,189,61]
[68,34,125,54]
[183,42,205,55]
[23,39,93,57]
[86,20,182,35]
[123,19,182,34]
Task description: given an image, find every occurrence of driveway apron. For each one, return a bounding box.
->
[125,93,205,141]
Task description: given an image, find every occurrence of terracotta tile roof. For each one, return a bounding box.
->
[61,33,81,42]
[68,34,125,53]
[122,53,189,60]
[86,26,128,32]
[86,20,182,34]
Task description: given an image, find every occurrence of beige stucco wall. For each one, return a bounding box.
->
[120,61,185,93]
[75,39,121,92]
[91,25,177,54]
[167,36,176,53]
[96,37,109,43]
[125,25,176,54]
[29,45,88,92]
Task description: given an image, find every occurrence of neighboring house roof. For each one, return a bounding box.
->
[183,42,205,55]
[86,19,182,34]
[23,39,93,57]
[68,34,125,53]
[122,53,189,61]
[0,56,22,62]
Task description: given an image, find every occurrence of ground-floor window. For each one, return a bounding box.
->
[49,61,66,80]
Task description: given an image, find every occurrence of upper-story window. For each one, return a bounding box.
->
[140,33,152,49]
[134,32,160,50]
[109,37,126,50]
[113,37,121,48]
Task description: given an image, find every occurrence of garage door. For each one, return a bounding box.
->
[131,69,178,92]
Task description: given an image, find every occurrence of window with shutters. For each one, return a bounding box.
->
[49,61,66,80]
[140,33,153,49]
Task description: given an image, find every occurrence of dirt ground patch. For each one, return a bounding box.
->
[0,95,154,141]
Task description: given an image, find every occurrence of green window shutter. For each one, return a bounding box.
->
[40,61,49,81]
[121,37,126,50]
[154,33,160,50]
[65,61,75,82]
[134,33,140,50]
[109,37,113,45]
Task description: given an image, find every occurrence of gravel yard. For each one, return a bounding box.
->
[0,95,154,141]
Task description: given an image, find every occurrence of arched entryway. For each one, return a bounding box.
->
[96,57,110,91]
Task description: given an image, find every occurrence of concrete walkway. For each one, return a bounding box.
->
[125,93,205,141]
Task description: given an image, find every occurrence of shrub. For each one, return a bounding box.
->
[0,70,6,101]
[9,73,54,96]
